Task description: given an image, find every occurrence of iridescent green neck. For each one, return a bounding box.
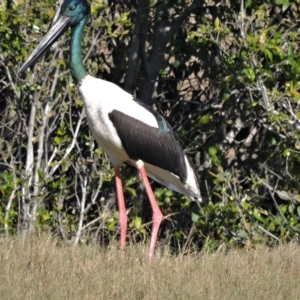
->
[70,17,88,82]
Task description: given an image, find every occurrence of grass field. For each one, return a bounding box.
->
[0,235,299,299]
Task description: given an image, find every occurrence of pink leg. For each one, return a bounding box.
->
[138,165,163,261]
[115,167,127,257]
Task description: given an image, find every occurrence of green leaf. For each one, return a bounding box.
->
[108,219,117,230]
[159,68,169,75]
[241,200,251,210]
[200,113,210,124]
[154,188,165,198]
[243,68,255,82]
[209,147,217,156]
[283,148,290,157]
[42,212,50,221]
[54,136,61,145]
[264,48,273,62]
[211,155,219,166]
[38,168,44,180]
[214,17,220,29]
[134,216,142,229]
[95,148,103,155]
[280,204,288,214]
[222,92,230,101]
[125,187,137,197]
[191,212,200,222]
[174,231,182,240]
[38,207,50,222]
[275,0,290,12]
[2,171,13,184]
[253,208,264,222]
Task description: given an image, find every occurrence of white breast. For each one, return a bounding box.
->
[79,75,159,166]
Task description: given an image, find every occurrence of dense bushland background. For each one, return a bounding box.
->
[1,0,300,252]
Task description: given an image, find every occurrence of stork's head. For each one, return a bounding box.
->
[61,0,90,26]
[18,0,91,74]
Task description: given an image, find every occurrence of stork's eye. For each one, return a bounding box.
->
[69,4,76,11]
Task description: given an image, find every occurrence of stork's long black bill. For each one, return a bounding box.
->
[18,15,72,74]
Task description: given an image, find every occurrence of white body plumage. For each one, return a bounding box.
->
[79,75,201,202]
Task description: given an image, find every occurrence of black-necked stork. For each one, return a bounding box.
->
[19,0,202,260]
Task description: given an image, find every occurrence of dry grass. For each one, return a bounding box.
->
[0,235,299,300]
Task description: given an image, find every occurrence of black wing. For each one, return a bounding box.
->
[108,106,187,183]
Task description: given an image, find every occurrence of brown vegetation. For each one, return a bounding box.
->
[1,0,300,252]
[0,234,299,299]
